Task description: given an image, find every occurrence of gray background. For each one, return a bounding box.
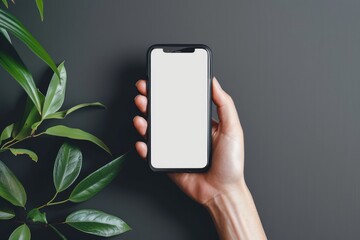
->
[0,0,359,239]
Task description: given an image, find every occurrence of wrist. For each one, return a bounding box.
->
[203,179,248,210]
[204,180,249,212]
[203,180,267,240]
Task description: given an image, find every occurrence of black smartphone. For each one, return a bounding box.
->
[147,44,212,172]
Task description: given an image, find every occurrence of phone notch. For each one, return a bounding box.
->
[162,47,195,53]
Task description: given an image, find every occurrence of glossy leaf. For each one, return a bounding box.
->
[53,143,82,192]
[0,28,11,42]
[0,33,42,113]
[0,161,27,207]
[27,208,47,223]
[45,102,106,120]
[0,123,13,145]
[12,91,44,140]
[9,224,31,240]
[0,9,59,76]
[2,0,8,8]
[0,208,15,220]
[44,125,111,155]
[35,0,44,21]
[49,224,67,240]
[69,154,126,203]
[42,62,67,118]
[66,209,131,237]
[9,148,38,162]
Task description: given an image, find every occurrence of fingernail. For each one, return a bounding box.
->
[213,77,222,90]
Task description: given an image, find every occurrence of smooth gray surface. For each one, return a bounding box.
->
[1,0,360,239]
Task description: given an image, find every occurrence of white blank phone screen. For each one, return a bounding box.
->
[150,48,209,169]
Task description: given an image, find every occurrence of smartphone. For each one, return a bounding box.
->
[147,44,212,172]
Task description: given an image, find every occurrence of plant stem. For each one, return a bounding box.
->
[1,138,16,149]
[47,199,69,206]
[38,191,58,209]
[38,192,69,209]
[33,132,45,138]
[50,222,66,226]
[3,136,31,149]
[1,132,45,149]
[48,192,59,204]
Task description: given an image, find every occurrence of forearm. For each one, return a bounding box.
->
[205,182,267,240]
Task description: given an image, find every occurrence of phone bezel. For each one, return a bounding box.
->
[147,44,212,172]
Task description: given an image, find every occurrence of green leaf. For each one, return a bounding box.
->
[9,224,31,240]
[0,123,13,145]
[35,0,44,21]
[0,28,11,43]
[0,33,42,113]
[44,125,111,155]
[2,0,8,8]
[8,148,38,162]
[45,102,106,120]
[42,62,67,118]
[66,209,131,237]
[0,9,59,76]
[0,160,27,207]
[49,224,67,240]
[27,208,47,223]
[53,142,82,192]
[32,103,106,132]
[69,154,126,203]
[0,208,15,220]
[12,91,44,140]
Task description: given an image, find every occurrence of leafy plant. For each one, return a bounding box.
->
[23,144,130,238]
[2,0,44,21]
[0,3,130,239]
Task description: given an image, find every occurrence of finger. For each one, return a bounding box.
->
[136,79,147,96]
[135,141,147,159]
[134,95,148,114]
[133,116,148,138]
[168,172,185,185]
[212,77,241,132]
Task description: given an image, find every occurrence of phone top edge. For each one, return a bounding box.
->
[148,44,212,55]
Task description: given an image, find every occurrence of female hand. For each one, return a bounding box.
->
[133,77,245,205]
[133,77,267,240]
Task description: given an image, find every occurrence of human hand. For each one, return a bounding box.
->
[133,77,246,205]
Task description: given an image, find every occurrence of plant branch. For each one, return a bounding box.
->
[38,192,69,209]
[38,191,58,209]
[47,192,59,205]
[50,222,66,226]
[2,136,31,149]
[47,199,69,206]
[1,132,45,149]
[1,138,16,149]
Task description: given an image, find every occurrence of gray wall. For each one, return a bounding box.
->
[1,0,359,239]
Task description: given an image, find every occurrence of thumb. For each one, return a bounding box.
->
[212,77,242,133]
